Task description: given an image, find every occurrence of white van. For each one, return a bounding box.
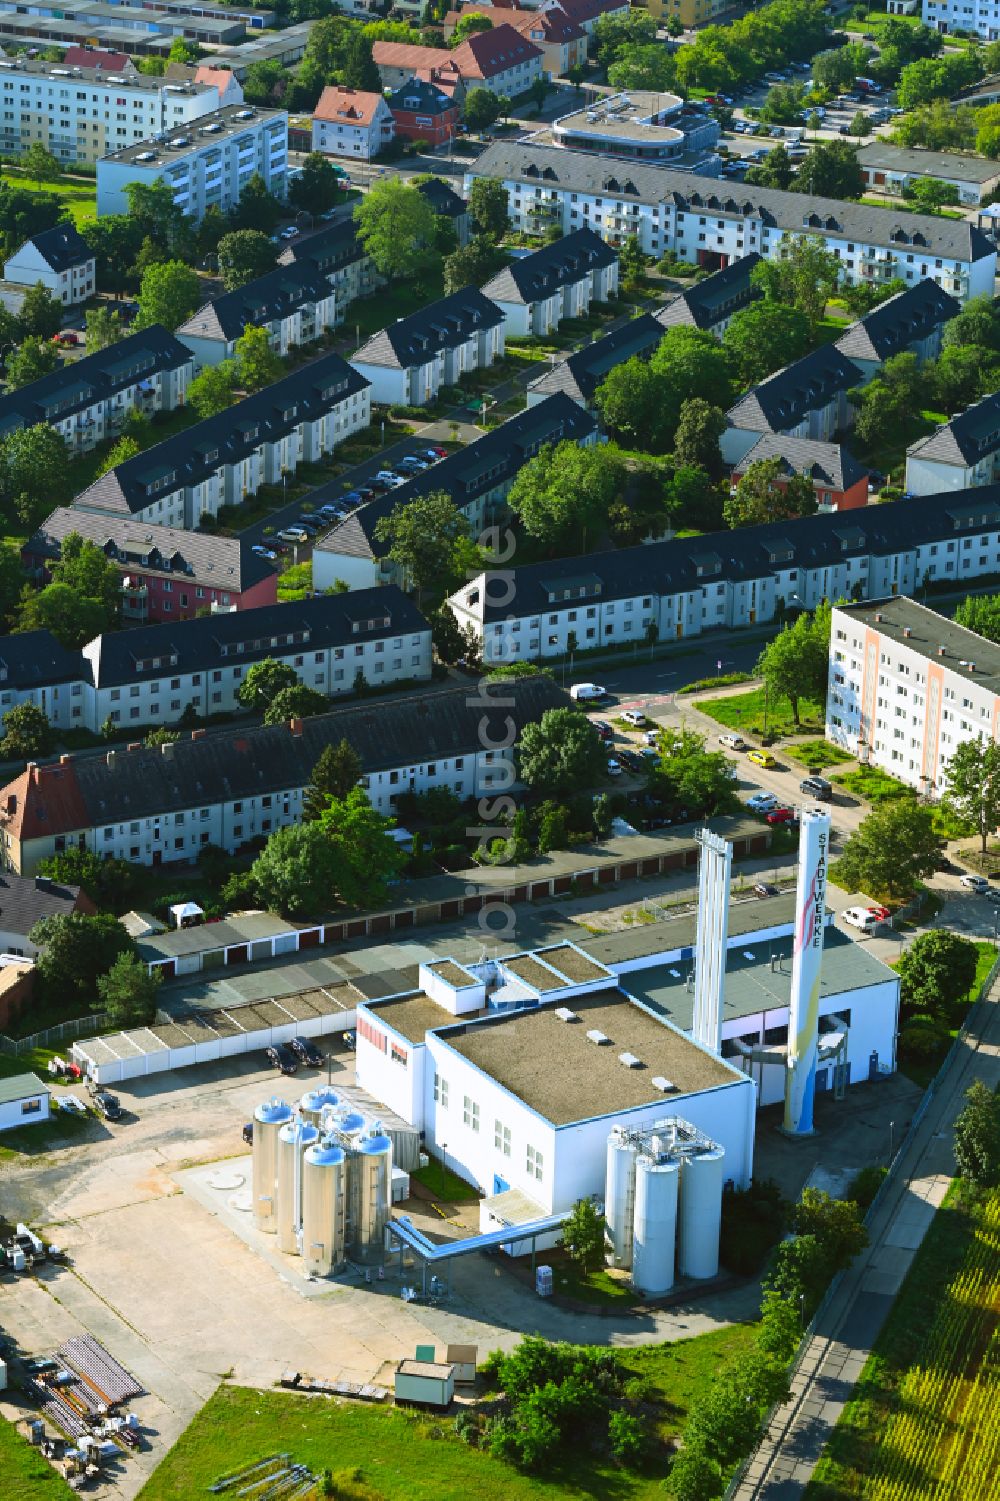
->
[570,682,607,702]
[842,906,878,935]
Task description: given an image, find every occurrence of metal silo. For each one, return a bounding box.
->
[299,1086,340,1129]
[352,1130,392,1262]
[631,1154,679,1297]
[301,1140,347,1276]
[252,1098,293,1234]
[334,1110,367,1140]
[605,1129,639,1269]
[677,1147,725,1280]
[275,1117,318,1254]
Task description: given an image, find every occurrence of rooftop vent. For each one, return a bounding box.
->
[651,1076,676,1093]
[586,1029,610,1046]
[619,1052,642,1069]
[554,1007,578,1022]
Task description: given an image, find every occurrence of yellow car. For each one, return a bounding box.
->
[747,749,777,769]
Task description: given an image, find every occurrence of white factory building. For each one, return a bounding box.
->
[827,594,1000,795]
[96,103,288,220]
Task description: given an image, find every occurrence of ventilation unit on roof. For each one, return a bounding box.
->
[619,1052,642,1069]
[586,1029,610,1045]
[651,1076,676,1093]
[554,1007,578,1022]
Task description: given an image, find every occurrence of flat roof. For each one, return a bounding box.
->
[99,102,284,166]
[368,993,485,1046]
[439,988,739,1126]
[137,911,303,962]
[623,926,895,1033]
[0,1072,49,1104]
[858,142,1000,183]
[835,595,1000,696]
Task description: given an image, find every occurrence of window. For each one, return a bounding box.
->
[433,1073,448,1109]
[494,1120,511,1156]
[463,1096,480,1132]
[526,1145,543,1181]
[20,1097,42,1116]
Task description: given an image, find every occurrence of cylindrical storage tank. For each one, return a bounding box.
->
[252,1098,293,1233]
[605,1130,639,1269]
[299,1086,339,1129]
[301,1140,346,1276]
[353,1132,392,1262]
[334,1110,367,1140]
[678,1147,725,1280]
[275,1118,318,1254]
[631,1154,679,1297]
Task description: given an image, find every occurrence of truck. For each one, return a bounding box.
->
[569,682,607,702]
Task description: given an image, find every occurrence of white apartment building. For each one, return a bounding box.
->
[351,288,505,407]
[466,141,996,304]
[311,85,394,162]
[446,488,1000,664]
[96,104,288,221]
[176,263,337,367]
[479,227,618,338]
[0,54,220,165]
[905,393,1000,496]
[3,224,95,306]
[827,595,1000,795]
[922,0,1000,40]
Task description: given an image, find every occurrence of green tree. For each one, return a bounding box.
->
[243,57,289,107]
[431,603,465,664]
[341,29,380,91]
[618,234,648,284]
[851,351,922,445]
[759,81,807,125]
[897,929,978,1024]
[594,356,663,450]
[217,229,278,290]
[953,1080,1000,1188]
[561,1198,607,1272]
[725,457,816,530]
[793,139,864,200]
[1,700,53,758]
[29,912,134,1007]
[507,440,624,554]
[353,178,437,279]
[37,848,135,912]
[746,143,794,191]
[754,606,828,725]
[50,532,121,616]
[597,326,733,453]
[934,342,998,412]
[905,176,961,215]
[373,491,471,602]
[16,582,110,648]
[468,175,509,242]
[22,142,62,186]
[84,304,125,351]
[673,399,726,478]
[464,87,504,134]
[234,324,283,393]
[649,726,738,817]
[836,799,943,900]
[942,296,1000,353]
[751,235,842,327]
[302,738,362,821]
[536,800,569,854]
[167,35,199,65]
[98,435,141,476]
[5,336,58,389]
[518,707,606,796]
[723,301,811,387]
[136,259,202,331]
[954,594,1000,641]
[943,737,1000,855]
[262,683,329,725]
[249,821,338,916]
[237,658,298,712]
[96,950,162,1025]
[229,173,283,234]
[0,422,68,511]
[608,42,676,92]
[187,360,237,418]
[442,237,506,294]
[812,43,875,94]
[792,1188,869,1276]
[18,280,63,339]
[288,153,342,216]
[0,543,25,625]
[452,11,493,44]
[317,785,405,906]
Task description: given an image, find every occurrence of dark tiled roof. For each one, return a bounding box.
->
[177,263,332,345]
[471,487,1000,622]
[727,345,860,434]
[526,313,664,404]
[391,82,459,121]
[24,508,273,596]
[0,871,86,937]
[82,586,429,689]
[654,253,761,331]
[834,281,960,365]
[316,394,597,561]
[907,392,1000,468]
[415,176,465,218]
[734,434,867,493]
[15,223,92,273]
[277,219,368,277]
[353,288,504,369]
[61,676,570,827]
[480,229,617,305]
[0,631,88,692]
[0,325,192,441]
[72,353,369,518]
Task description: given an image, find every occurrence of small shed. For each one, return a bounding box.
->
[394,1358,455,1408]
[0,1072,50,1132]
[169,901,204,930]
[446,1344,477,1384]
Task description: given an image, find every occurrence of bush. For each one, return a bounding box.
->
[898,1013,950,1061]
[608,1409,646,1467]
[847,1164,888,1213]
[720,1178,788,1275]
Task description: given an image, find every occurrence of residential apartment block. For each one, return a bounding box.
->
[655,253,762,336]
[96,103,288,221]
[23,507,278,624]
[731,436,870,513]
[0,587,431,741]
[0,325,192,456]
[176,263,337,367]
[373,25,543,97]
[3,224,95,306]
[0,677,564,874]
[446,488,1000,663]
[0,51,221,165]
[311,85,395,162]
[466,142,996,302]
[388,78,460,148]
[479,228,618,338]
[833,279,959,385]
[525,308,670,409]
[350,288,505,406]
[826,595,1000,795]
[721,345,861,467]
[278,219,378,325]
[71,352,370,530]
[313,394,597,592]
[905,393,1000,495]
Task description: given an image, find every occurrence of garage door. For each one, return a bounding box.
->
[226,944,248,966]
[299,928,321,949]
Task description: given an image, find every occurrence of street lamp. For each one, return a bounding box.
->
[440,1143,448,1195]
[889,1119,895,1163]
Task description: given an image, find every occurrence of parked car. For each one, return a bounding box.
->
[719,733,747,750]
[290,1036,324,1067]
[570,682,607,702]
[242,1121,254,1145]
[800,775,833,801]
[607,758,623,777]
[747,749,777,769]
[297,517,322,534]
[644,730,659,746]
[867,904,891,923]
[960,873,990,893]
[354,485,376,501]
[621,709,645,727]
[51,330,80,346]
[753,881,779,898]
[398,456,430,471]
[340,490,364,506]
[842,906,879,934]
[618,750,641,771]
[251,544,277,560]
[91,1090,121,1121]
[278,527,309,544]
[279,226,300,241]
[266,1044,299,1075]
[593,719,613,741]
[746,792,778,813]
[766,806,797,825]
[316,504,342,520]
[420,448,444,462]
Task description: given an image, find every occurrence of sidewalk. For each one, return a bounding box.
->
[733,976,1000,1497]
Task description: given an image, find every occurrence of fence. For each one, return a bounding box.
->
[0,1012,113,1058]
[722,951,1000,1498]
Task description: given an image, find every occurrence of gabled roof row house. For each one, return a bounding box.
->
[351,288,505,407]
[372,24,543,98]
[480,227,618,337]
[176,262,337,367]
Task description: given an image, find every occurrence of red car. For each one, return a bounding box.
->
[866,904,891,923]
[51,331,80,346]
[766,807,797,825]
[430,445,448,458]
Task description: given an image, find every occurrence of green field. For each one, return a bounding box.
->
[138,1330,756,1501]
[695,687,825,739]
[831,766,913,805]
[808,1185,1000,1500]
[782,740,855,773]
[0,1415,74,1498]
[3,172,97,227]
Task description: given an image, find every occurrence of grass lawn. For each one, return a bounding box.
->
[349,269,445,343]
[410,1160,481,1202]
[807,1183,999,1500]
[139,1328,757,1501]
[695,687,825,739]
[0,1415,74,1498]
[782,740,854,773]
[2,171,96,227]
[0,1101,94,1162]
[852,409,945,483]
[830,766,913,804]
[0,1046,59,1078]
